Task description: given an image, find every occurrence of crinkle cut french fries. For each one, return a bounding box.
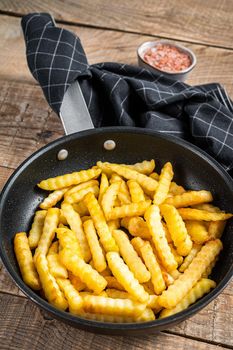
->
[13,159,232,322]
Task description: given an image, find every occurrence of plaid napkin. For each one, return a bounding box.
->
[21,13,233,174]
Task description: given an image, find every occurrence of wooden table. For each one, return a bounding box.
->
[0,1,232,349]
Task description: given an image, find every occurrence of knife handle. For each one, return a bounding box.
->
[59,80,94,135]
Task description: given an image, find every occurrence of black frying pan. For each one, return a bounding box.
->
[0,127,232,335]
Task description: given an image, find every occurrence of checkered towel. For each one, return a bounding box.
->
[22,13,233,174]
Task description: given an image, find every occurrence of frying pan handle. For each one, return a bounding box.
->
[59,80,94,135]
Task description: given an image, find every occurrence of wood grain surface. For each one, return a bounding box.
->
[1,16,233,98]
[0,293,228,350]
[1,0,233,48]
[0,3,233,349]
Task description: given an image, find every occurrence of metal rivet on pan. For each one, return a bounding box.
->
[103,140,116,151]
[57,149,68,160]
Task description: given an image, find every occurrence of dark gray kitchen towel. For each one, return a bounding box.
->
[22,13,233,174]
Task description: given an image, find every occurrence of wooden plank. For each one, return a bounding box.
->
[0,168,24,297]
[0,80,63,169]
[0,260,25,297]
[0,14,232,347]
[0,166,13,190]
[1,0,233,48]
[0,293,227,350]
[0,15,233,98]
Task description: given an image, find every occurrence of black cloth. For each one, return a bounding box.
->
[21,13,233,174]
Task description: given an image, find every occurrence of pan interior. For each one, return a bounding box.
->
[0,128,232,330]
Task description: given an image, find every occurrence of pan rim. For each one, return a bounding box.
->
[0,126,232,331]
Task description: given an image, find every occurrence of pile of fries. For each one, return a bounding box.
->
[14,160,232,322]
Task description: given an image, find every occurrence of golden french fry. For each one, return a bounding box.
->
[110,175,131,205]
[124,160,155,175]
[65,180,99,198]
[118,180,132,205]
[202,257,218,278]
[59,210,68,225]
[164,190,213,208]
[83,219,107,272]
[106,288,130,299]
[185,220,209,244]
[61,202,91,262]
[40,188,69,209]
[161,268,175,287]
[147,295,162,313]
[73,201,89,216]
[149,172,159,180]
[162,223,172,243]
[169,269,181,280]
[178,208,232,221]
[109,286,159,310]
[99,266,112,277]
[82,295,146,317]
[145,205,178,271]
[168,244,184,266]
[105,276,125,291]
[158,239,222,309]
[98,173,109,204]
[34,208,60,258]
[83,192,119,252]
[153,162,174,205]
[142,281,155,295]
[127,180,145,203]
[179,244,202,272]
[38,168,101,191]
[56,227,83,258]
[97,162,158,192]
[28,210,47,249]
[120,217,131,229]
[59,248,107,294]
[64,185,99,204]
[108,219,120,232]
[81,215,91,222]
[112,230,151,283]
[106,200,151,220]
[35,253,68,310]
[47,253,68,279]
[169,182,185,195]
[48,241,59,255]
[79,291,108,297]
[101,182,121,217]
[160,278,216,318]
[110,173,123,183]
[140,241,166,295]
[208,220,226,239]
[97,160,155,176]
[160,204,193,256]
[115,286,160,313]
[79,308,155,322]
[130,237,146,259]
[106,252,149,303]
[14,232,41,290]
[57,278,83,314]
[95,162,114,177]
[123,216,151,239]
[68,271,86,292]
[192,203,221,212]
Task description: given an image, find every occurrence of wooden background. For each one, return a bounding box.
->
[0,1,232,349]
